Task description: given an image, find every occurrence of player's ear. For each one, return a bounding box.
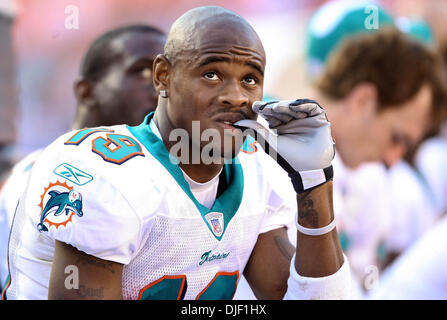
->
[74,78,96,110]
[153,54,171,95]
[346,82,378,117]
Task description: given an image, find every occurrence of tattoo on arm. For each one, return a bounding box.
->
[297,190,319,228]
[76,285,105,299]
[273,236,295,261]
[75,256,116,274]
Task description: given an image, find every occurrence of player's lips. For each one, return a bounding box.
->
[212,113,246,131]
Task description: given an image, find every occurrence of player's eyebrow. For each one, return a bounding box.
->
[245,61,264,76]
[197,56,264,76]
[197,56,231,68]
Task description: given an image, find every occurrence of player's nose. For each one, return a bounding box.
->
[217,79,249,109]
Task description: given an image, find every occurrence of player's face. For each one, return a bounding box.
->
[166,33,265,159]
[358,84,432,166]
[95,32,166,126]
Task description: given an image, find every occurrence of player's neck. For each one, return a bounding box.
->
[72,107,88,130]
[153,107,224,184]
[72,105,100,130]
[179,162,223,184]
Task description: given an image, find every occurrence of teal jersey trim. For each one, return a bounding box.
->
[127,113,244,241]
[1,274,10,300]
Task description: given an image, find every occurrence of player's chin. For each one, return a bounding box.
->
[198,142,241,165]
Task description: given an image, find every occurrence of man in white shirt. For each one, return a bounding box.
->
[308,26,446,296]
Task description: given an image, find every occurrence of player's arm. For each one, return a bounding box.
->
[294,181,344,277]
[236,99,350,300]
[48,240,123,300]
[243,227,294,299]
[244,182,343,299]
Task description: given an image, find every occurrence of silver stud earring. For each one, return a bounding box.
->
[160,90,168,98]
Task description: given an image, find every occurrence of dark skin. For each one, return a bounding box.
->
[49,241,123,300]
[49,8,343,300]
[72,31,166,129]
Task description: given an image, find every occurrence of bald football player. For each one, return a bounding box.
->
[5,7,349,300]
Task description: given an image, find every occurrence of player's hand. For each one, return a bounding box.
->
[235,99,335,193]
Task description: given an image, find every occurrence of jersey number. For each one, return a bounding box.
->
[138,271,239,300]
[65,128,144,164]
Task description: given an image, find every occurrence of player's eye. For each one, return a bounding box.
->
[203,72,219,81]
[242,76,257,85]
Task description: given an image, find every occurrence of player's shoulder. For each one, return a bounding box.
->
[23,124,164,262]
[42,124,131,159]
[34,124,149,178]
[416,136,447,169]
[27,123,164,218]
[10,149,43,175]
[1,149,43,193]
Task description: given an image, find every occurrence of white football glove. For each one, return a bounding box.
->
[235,99,335,193]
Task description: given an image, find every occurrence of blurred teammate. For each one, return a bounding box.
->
[377,18,446,271]
[366,4,447,299]
[305,1,447,298]
[370,117,447,300]
[414,0,447,218]
[0,24,166,292]
[309,27,446,295]
[4,6,350,300]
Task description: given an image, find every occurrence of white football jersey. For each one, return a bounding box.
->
[415,135,447,215]
[5,113,293,300]
[384,160,440,254]
[332,155,392,298]
[0,149,42,290]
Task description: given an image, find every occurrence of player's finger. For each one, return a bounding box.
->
[271,102,308,120]
[253,104,290,127]
[275,116,328,135]
[288,99,324,117]
[252,100,278,114]
[255,102,301,126]
[261,115,283,128]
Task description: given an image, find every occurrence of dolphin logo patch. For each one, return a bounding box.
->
[37,181,84,232]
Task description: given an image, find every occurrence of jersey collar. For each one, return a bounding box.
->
[127,112,244,241]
